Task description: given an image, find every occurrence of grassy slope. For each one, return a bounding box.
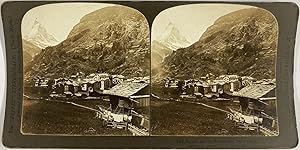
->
[22,99,131,135]
[151,100,263,136]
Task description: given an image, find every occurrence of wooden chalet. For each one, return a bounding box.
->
[103,81,150,135]
[203,82,212,96]
[232,83,277,131]
[194,82,204,98]
[105,81,150,108]
[64,80,75,97]
[241,76,256,87]
[84,73,113,95]
[111,75,125,86]
[53,78,65,94]
[223,80,241,93]
[33,78,54,97]
[202,81,221,98]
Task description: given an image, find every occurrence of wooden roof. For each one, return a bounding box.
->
[104,82,148,98]
[232,84,275,100]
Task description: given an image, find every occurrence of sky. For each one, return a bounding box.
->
[152,4,255,44]
[22,3,115,43]
[22,3,255,45]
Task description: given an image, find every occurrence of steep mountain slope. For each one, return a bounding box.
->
[155,8,278,80]
[23,51,32,66]
[151,40,173,68]
[22,39,41,65]
[24,19,59,49]
[25,6,150,80]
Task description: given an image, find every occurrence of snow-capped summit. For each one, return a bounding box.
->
[24,19,59,49]
[157,22,191,50]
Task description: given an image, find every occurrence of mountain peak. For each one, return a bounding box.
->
[165,22,177,29]
[33,18,41,26]
[157,22,191,50]
[24,19,59,49]
[164,22,181,36]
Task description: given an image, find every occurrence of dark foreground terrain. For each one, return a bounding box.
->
[151,99,263,136]
[22,99,131,135]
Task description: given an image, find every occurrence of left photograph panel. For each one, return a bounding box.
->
[22,3,150,136]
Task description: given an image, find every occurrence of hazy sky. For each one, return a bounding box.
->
[22,3,114,42]
[152,4,254,44]
[22,3,255,44]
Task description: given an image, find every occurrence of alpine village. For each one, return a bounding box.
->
[23,5,278,136]
[23,6,150,136]
[151,7,278,136]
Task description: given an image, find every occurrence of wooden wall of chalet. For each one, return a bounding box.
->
[239,97,271,116]
[194,86,204,94]
[93,82,101,91]
[237,88,277,118]
[264,100,277,114]
[64,84,74,93]
[262,88,277,118]
[132,86,150,107]
[133,97,150,107]
[223,83,230,93]
[110,95,121,110]
[262,89,277,118]
[109,95,133,113]
[74,85,80,93]
[186,86,194,95]
[239,97,249,112]
[54,84,64,94]
[203,86,211,94]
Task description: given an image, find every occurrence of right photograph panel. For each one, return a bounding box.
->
[151,4,278,136]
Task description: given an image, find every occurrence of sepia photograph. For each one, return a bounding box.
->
[22,3,150,136]
[1,0,299,148]
[151,4,279,136]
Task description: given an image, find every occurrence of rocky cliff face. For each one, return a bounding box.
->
[22,39,41,65]
[154,8,278,80]
[25,6,150,80]
[151,40,173,69]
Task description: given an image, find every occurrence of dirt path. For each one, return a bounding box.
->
[46,99,101,112]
